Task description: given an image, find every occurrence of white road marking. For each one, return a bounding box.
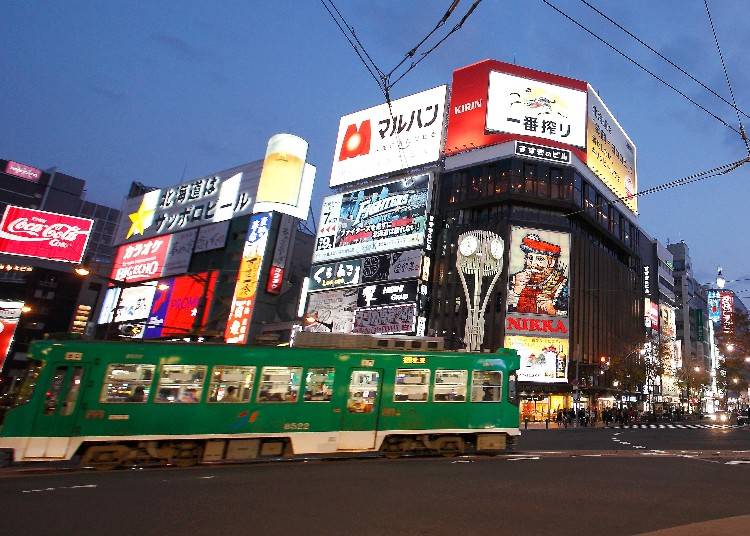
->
[21,484,97,494]
[507,456,540,461]
[725,460,750,465]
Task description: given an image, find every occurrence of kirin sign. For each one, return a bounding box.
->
[0,206,93,263]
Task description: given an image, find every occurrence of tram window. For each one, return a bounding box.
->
[100,364,156,403]
[155,365,207,404]
[347,370,380,413]
[304,368,335,402]
[43,366,67,415]
[60,367,84,416]
[257,367,302,403]
[13,360,43,408]
[471,371,503,402]
[433,370,467,402]
[207,366,255,403]
[393,369,430,402]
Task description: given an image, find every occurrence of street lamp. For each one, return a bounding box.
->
[716,267,725,289]
[20,305,31,313]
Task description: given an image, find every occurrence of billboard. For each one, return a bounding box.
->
[720,290,734,334]
[4,161,42,182]
[304,288,358,333]
[707,289,721,323]
[330,85,447,187]
[352,303,417,335]
[110,235,172,283]
[444,60,588,159]
[114,164,258,245]
[357,280,420,308]
[194,220,230,253]
[312,174,430,263]
[486,70,587,148]
[0,300,23,370]
[144,271,217,339]
[507,227,570,317]
[309,259,363,292]
[224,212,273,344]
[586,86,638,213]
[506,335,569,383]
[0,206,93,264]
[253,134,316,220]
[308,249,424,292]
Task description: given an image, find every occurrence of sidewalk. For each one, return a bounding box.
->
[521,420,607,430]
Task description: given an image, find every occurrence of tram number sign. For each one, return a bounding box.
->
[283,422,310,431]
[403,356,426,364]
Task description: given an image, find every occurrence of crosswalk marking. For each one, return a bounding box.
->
[613,423,741,430]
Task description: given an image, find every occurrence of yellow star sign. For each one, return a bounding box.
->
[126,198,155,238]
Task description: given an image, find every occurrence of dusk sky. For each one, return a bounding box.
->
[2,1,749,297]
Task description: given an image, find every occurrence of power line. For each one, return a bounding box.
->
[577,0,750,123]
[703,0,749,153]
[540,0,741,136]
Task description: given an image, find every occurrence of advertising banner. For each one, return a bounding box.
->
[4,161,42,182]
[304,288,358,333]
[266,266,284,295]
[312,174,430,263]
[444,60,588,158]
[352,303,417,335]
[505,335,569,383]
[0,300,23,370]
[162,229,197,276]
[194,220,230,253]
[144,271,217,339]
[330,85,447,187]
[515,141,571,164]
[486,70,587,148]
[650,301,659,331]
[586,86,638,213]
[110,235,173,283]
[357,280,420,308]
[505,313,569,337]
[114,284,157,323]
[254,134,315,220]
[707,290,721,323]
[0,206,93,263]
[309,259,362,291]
[644,298,651,328]
[720,290,734,334]
[114,167,257,245]
[224,212,273,344]
[507,227,570,317]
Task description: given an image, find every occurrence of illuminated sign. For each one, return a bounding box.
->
[308,249,425,292]
[0,300,23,369]
[0,264,33,272]
[253,134,316,220]
[707,289,721,322]
[114,166,257,245]
[505,335,569,383]
[515,141,571,164]
[70,304,92,335]
[650,301,659,331]
[486,70,587,148]
[110,235,172,283]
[330,85,447,187]
[266,265,284,295]
[720,290,734,334]
[267,214,296,292]
[224,212,273,344]
[309,259,362,291]
[352,303,417,335]
[357,280,420,308]
[445,60,588,158]
[505,314,569,336]
[144,271,217,339]
[0,206,93,263]
[643,265,651,296]
[194,221,230,253]
[4,161,42,182]
[586,86,638,213]
[644,298,651,328]
[303,288,357,333]
[312,174,430,263]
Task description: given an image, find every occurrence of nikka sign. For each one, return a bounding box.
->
[0,206,93,263]
[505,313,569,336]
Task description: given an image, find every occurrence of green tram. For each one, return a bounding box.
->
[0,338,520,468]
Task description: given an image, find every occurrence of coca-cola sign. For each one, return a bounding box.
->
[0,206,93,263]
[4,161,42,182]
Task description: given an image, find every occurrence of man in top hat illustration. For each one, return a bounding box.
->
[508,233,568,316]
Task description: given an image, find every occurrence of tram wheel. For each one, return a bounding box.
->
[173,442,203,467]
[383,441,402,459]
[439,441,461,458]
[81,445,128,471]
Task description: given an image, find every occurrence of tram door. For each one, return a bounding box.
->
[338,369,382,450]
[25,364,87,458]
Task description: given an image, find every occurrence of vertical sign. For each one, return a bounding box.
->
[719,291,734,334]
[224,213,273,344]
[266,213,296,295]
[0,301,23,370]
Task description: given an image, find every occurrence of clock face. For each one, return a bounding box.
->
[459,235,478,257]
[490,238,504,260]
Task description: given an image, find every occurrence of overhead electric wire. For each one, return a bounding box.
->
[577,0,750,123]
[540,0,741,136]
[703,0,749,153]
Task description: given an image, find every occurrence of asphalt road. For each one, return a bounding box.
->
[2,426,750,536]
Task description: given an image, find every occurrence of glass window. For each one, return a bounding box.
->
[207,366,255,403]
[13,360,43,407]
[257,366,302,403]
[60,367,84,416]
[394,369,430,402]
[101,364,155,403]
[433,370,467,402]
[155,364,207,403]
[471,371,503,402]
[44,366,67,415]
[304,368,335,402]
[347,370,380,413]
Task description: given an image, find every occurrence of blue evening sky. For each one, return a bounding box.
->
[2,1,748,297]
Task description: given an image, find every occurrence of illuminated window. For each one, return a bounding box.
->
[394,369,430,402]
[100,364,155,403]
[207,366,255,403]
[471,371,503,402]
[304,368,335,402]
[347,370,380,413]
[155,364,207,404]
[257,366,302,403]
[433,370,467,402]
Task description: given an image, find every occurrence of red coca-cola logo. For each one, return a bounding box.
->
[3,217,86,248]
